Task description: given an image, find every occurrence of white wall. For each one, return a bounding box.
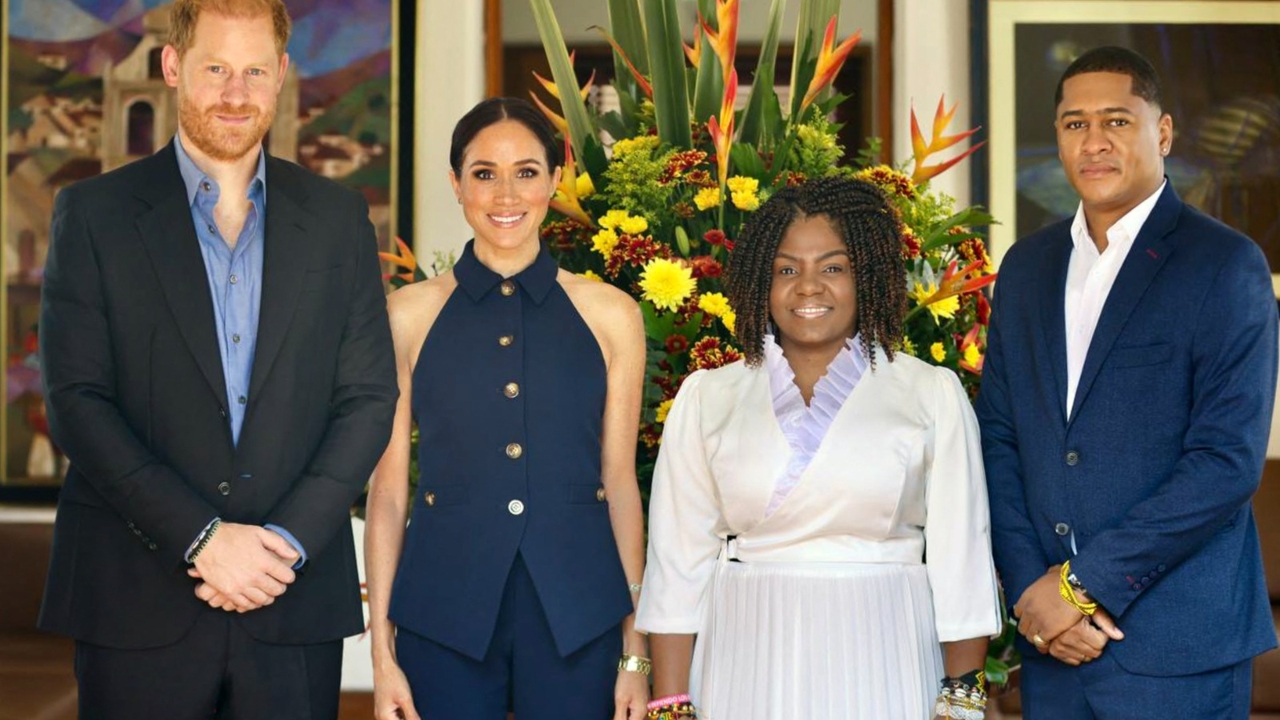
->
[891,0,971,207]
[413,1,486,262]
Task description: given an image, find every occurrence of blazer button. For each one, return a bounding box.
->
[424,491,436,507]
[503,382,520,399]
[506,443,523,459]
[596,486,607,502]
[148,542,158,551]
[219,407,227,418]
[507,499,525,516]
[1054,522,1070,536]
[1064,451,1080,466]
[500,280,516,296]
[498,335,514,347]
[217,482,231,496]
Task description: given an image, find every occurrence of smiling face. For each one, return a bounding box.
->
[449,119,561,255]
[1056,71,1172,232]
[162,11,287,163]
[769,213,858,358]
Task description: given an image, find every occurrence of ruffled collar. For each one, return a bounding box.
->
[762,334,869,516]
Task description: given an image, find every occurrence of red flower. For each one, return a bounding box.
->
[901,228,922,260]
[976,292,991,326]
[690,255,723,279]
[688,337,743,371]
[605,234,674,277]
[665,335,690,354]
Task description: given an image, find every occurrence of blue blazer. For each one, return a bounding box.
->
[976,183,1278,676]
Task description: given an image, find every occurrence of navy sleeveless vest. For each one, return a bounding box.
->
[388,241,631,660]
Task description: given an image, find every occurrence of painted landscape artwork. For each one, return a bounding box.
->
[3,0,396,486]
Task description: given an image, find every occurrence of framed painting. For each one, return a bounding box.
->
[1,0,407,495]
[985,0,1280,298]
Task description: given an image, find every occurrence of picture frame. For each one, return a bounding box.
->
[984,0,1280,298]
[1,0,411,496]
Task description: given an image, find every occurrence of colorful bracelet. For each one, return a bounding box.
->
[617,653,652,675]
[1059,561,1098,616]
[934,670,988,720]
[646,700,697,720]
[647,694,690,710]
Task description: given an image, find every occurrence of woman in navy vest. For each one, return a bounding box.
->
[364,98,650,720]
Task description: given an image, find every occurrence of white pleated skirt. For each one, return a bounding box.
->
[690,560,943,720]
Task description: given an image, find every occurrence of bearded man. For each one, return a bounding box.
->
[37,1,397,717]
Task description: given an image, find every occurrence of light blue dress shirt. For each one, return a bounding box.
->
[174,136,306,566]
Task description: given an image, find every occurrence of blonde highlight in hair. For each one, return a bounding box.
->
[168,0,292,57]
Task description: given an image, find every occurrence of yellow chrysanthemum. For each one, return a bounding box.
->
[580,269,604,282]
[612,135,659,158]
[909,281,960,323]
[963,343,981,367]
[591,228,619,258]
[575,172,596,198]
[930,342,946,362]
[619,215,649,235]
[902,337,917,356]
[698,292,731,318]
[694,187,722,211]
[722,310,736,335]
[730,190,760,211]
[726,176,759,195]
[598,209,631,231]
[639,258,696,312]
[655,398,674,424]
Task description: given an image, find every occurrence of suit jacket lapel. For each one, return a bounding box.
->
[1068,184,1180,423]
[1039,232,1073,426]
[135,143,228,407]
[247,158,310,410]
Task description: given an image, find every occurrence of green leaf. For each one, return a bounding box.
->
[921,207,997,251]
[730,143,767,180]
[598,111,631,144]
[530,0,596,161]
[607,0,649,100]
[739,0,787,145]
[642,0,693,149]
[641,301,678,341]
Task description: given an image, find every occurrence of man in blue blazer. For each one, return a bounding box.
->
[977,46,1278,717]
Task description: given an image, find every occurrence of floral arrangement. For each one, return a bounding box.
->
[381,0,1011,684]
[524,0,997,456]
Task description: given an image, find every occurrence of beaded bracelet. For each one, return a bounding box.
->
[1059,561,1098,616]
[646,700,697,720]
[933,671,987,720]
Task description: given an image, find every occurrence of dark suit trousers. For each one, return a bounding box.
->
[396,553,621,720]
[75,610,342,720]
[1021,650,1251,719]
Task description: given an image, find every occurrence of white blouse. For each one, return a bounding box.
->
[636,349,1002,642]
[764,334,868,516]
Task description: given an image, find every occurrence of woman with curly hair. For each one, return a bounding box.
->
[636,176,1001,720]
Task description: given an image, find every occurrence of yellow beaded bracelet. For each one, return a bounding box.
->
[1059,561,1098,616]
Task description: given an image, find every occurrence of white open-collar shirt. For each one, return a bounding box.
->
[1065,180,1166,418]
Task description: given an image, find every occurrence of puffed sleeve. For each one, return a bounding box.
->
[924,367,1004,642]
[636,370,723,634]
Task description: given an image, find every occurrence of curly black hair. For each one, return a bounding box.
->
[726,176,906,368]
